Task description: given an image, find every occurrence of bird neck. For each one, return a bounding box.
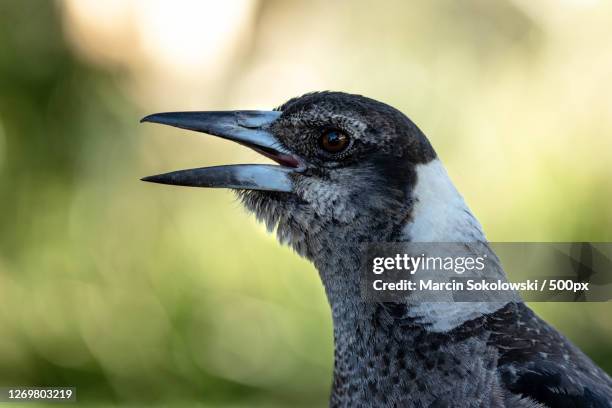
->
[314,159,509,336]
[314,159,516,404]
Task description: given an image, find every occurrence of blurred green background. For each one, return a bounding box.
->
[1,0,611,406]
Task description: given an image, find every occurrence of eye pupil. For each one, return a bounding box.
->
[320,130,349,153]
[327,132,341,145]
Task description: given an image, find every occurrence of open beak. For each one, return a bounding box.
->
[140,111,300,192]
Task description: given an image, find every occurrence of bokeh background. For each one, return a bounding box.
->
[1,0,611,406]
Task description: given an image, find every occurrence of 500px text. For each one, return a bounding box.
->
[372,279,589,292]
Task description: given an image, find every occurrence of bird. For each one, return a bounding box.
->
[141,91,612,407]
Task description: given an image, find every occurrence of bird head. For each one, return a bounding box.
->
[142,92,436,261]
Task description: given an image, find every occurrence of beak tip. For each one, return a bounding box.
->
[140,172,182,186]
[140,114,156,124]
[141,175,159,183]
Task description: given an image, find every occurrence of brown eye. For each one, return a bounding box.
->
[320,130,350,153]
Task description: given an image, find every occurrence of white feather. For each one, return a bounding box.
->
[402,159,505,332]
[404,159,485,242]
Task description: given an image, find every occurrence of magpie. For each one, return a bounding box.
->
[141,92,612,407]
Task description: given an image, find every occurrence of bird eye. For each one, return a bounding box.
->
[319,130,350,153]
